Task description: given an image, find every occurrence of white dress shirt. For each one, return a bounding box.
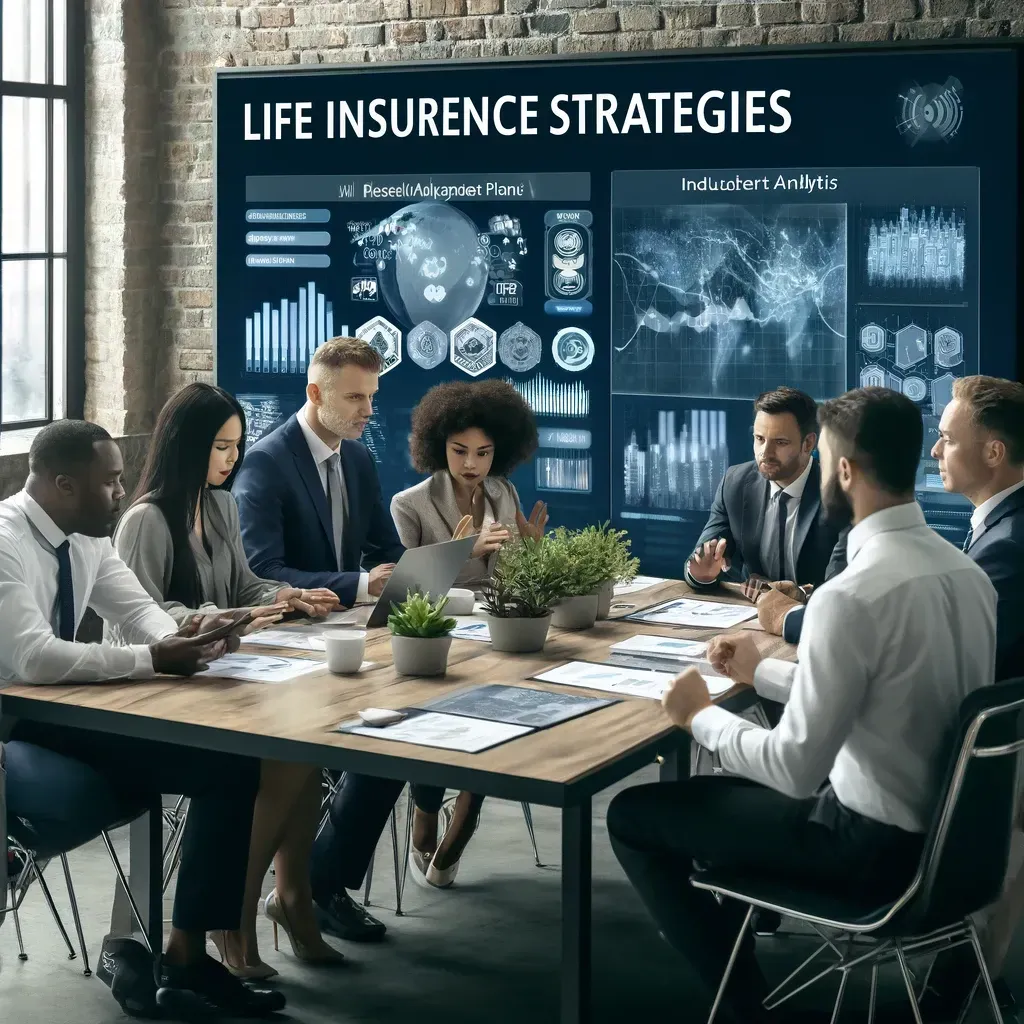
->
[759,456,813,582]
[0,491,178,684]
[296,411,371,604]
[692,501,997,833]
[970,477,1024,544]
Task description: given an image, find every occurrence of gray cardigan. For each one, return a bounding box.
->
[111,488,284,630]
[390,472,521,588]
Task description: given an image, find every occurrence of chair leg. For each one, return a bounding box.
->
[9,881,27,960]
[894,941,925,1024]
[968,924,1005,1024]
[399,787,414,907]
[100,831,153,955]
[59,854,91,976]
[162,811,188,894]
[707,904,754,1024]
[868,964,878,1024]
[829,968,849,1024]
[28,855,77,961]
[363,850,375,907]
[389,806,403,916]
[521,802,542,867]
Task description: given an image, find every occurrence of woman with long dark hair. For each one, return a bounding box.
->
[113,383,343,977]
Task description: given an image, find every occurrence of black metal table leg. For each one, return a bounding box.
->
[131,806,163,954]
[658,733,691,783]
[561,798,592,1024]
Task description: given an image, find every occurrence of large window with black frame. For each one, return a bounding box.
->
[1,0,82,431]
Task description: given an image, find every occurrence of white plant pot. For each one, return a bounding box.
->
[390,635,452,677]
[551,593,600,631]
[595,579,614,620]
[484,613,552,653]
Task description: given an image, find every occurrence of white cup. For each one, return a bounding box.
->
[323,630,366,674]
[445,588,475,616]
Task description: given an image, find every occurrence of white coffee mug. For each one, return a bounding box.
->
[445,588,475,616]
[323,630,366,674]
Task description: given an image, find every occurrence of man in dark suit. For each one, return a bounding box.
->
[686,387,847,597]
[910,375,1024,1023]
[233,337,405,945]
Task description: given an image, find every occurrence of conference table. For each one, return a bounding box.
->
[0,579,796,1024]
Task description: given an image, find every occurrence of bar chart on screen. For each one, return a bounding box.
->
[244,282,346,374]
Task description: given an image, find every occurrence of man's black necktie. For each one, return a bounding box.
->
[775,491,790,581]
[962,527,974,553]
[56,540,75,641]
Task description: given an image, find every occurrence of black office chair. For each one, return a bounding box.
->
[690,679,1024,1024]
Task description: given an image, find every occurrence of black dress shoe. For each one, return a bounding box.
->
[95,937,160,1019]
[314,890,387,942]
[752,910,782,937]
[154,953,286,1019]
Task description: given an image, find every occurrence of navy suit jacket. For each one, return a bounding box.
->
[784,488,1024,674]
[688,459,848,593]
[233,414,404,608]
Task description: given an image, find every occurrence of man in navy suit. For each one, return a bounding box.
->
[234,337,404,945]
[913,375,1024,1023]
[686,387,847,597]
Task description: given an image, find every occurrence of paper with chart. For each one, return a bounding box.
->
[532,660,733,700]
[418,684,614,728]
[609,634,708,661]
[450,617,491,642]
[199,653,323,683]
[627,598,756,629]
[242,629,330,652]
[613,576,665,596]
[338,710,532,754]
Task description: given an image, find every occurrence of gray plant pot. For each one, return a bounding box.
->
[484,613,552,653]
[390,634,452,677]
[551,593,600,631]
[595,579,614,620]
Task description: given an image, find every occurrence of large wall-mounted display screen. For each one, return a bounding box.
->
[215,45,1021,575]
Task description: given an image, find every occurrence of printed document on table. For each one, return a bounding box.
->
[338,710,532,754]
[532,661,733,700]
[627,598,756,629]
[199,653,323,684]
[450,617,491,642]
[613,576,665,596]
[609,635,708,661]
[242,629,329,652]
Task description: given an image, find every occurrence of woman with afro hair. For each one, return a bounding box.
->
[390,378,548,889]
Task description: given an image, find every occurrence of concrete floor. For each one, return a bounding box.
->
[1,765,1019,1023]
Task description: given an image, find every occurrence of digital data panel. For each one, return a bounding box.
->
[216,46,1021,574]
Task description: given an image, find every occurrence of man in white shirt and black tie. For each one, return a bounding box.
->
[607,388,997,1024]
[0,420,284,1019]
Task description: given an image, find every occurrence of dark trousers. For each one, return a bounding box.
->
[6,723,260,933]
[309,774,458,901]
[607,776,924,1024]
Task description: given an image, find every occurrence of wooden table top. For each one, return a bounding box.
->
[0,580,795,805]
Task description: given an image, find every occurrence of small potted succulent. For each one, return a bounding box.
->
[478,535,567,653]
[547,527,607,631]
[573,522,641,619]
[387,591,457,677]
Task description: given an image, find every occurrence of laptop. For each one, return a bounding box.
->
[329,535,477,629]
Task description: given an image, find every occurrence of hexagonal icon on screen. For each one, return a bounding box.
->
[552,327,594,372]
[903,376,928,403]
[932,372,956,418]
[934,326,963,368]
[860,364,886,389]
[355,316,402,375]
[498,322,542,373]
[894,324,928,370]
[859,324,886,355]
[407,321,448,370]
[450,317,497,377]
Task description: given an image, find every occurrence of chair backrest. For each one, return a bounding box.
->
[888,678,1024,935]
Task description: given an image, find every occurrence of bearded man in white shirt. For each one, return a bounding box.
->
[606,387,997,1024]
[0,419,284,1019]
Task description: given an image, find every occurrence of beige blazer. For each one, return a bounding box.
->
[390,472,521,589]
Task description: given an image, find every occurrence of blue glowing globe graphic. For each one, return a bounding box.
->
[377,202,489,333]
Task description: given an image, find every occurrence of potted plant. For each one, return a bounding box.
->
[387,591,457,677]
[546,527,608,630]
[478,535,567,653]
[572,523,641,619]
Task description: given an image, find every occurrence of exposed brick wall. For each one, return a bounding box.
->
[83,0,1022,421]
